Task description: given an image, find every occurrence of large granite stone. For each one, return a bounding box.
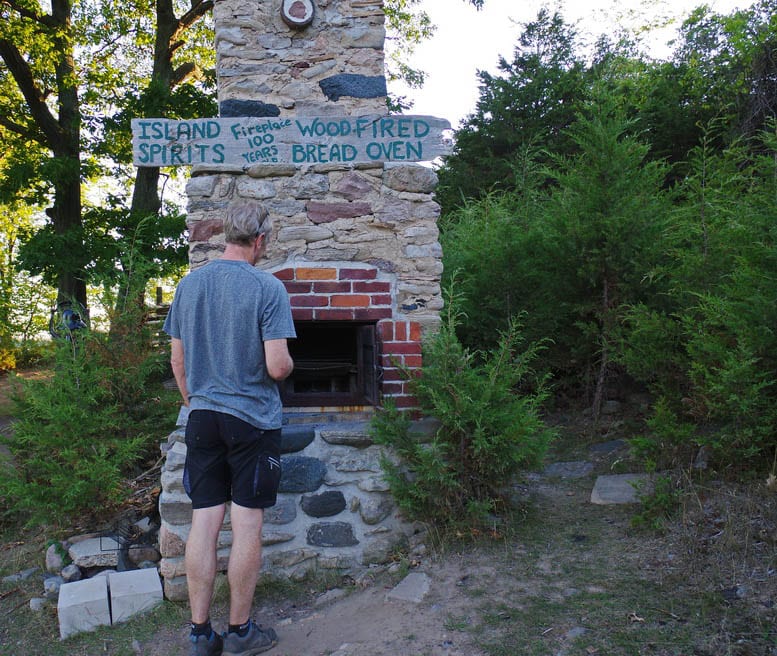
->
[386,572,431,603]
[159,490,193,525]
[279,456,327,493]
[359,496,394,525]
[265,548,318,569]
[109,569,163,624]
[300,491,346,518]
[543,461,594,480]
[319,422,373,448]
[281,425,316,453]
[307,522,359,547]
[219,99,280,117]
[590,474,652,505]
[319,74,386,101]
[68,537,120,568]
[58,577,110,639]
[384,165,438,193]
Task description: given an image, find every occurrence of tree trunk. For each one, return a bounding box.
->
[51,0,86,309]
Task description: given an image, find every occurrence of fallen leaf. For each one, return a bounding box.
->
[628,612,645,623]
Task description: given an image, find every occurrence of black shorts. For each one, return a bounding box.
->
[183,410,282,510]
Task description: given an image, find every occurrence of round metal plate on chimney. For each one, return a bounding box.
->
[281,0,315,29]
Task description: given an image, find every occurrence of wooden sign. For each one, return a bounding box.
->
[131,115,452,168]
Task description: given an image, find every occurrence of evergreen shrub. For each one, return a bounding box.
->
[0,300,175,526]
[371,297,555,529]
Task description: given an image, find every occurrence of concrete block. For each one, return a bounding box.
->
[57,576,111,639]
[108,569,163,624]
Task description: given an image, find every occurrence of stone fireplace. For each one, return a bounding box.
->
[157,0,443,600]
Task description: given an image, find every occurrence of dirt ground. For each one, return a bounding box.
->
[2,378,776,656]
[100,466,777,656]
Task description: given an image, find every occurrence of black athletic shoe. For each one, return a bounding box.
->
[189,629,223,656]
[222,621,278,655]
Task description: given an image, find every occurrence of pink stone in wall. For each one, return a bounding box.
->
[334,172,376,200]
[307,201,372,223]
[189,219,223,242]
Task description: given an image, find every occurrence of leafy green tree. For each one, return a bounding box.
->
[620,125,777,466]
[440,144,550,353]
[673,0,777,142]
[0,0,213,316]
[0,0,88,307]
[435,9,588,211]
[0,199,55,369]
[541,103,670,415]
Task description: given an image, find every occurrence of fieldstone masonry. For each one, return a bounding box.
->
[158,1,443,599]
[159,415,429,600]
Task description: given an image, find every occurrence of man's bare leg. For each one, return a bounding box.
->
[226,502,264,625]
[186,504,226,624]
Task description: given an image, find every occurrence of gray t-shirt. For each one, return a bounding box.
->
[163,259,296,430]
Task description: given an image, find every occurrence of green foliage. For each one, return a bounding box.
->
[440,186,545,352]
[443,104,670,405]
[629,399,698,471]
[0,200,57,364]
[0,336,153,525]
[436,9,588,211]
[621,126,777,468]
[1,0,215,306]
[630,474,682,532]
[372,297,555,529]
[436,2,777,209]
[0,227,177,526]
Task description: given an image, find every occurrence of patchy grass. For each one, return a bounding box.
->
[434,409,777,656]
[1,401,776,655]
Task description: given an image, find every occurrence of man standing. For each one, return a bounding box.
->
[164,199,295,656]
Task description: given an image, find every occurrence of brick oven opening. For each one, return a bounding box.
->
[281,321,379,407]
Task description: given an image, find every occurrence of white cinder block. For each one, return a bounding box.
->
[57,576,111,639]
[108,569,163,624]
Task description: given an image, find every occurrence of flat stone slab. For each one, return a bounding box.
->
[68,537,121,568]
[58,576,111,639]
[590,473,652,505]
[386,572,431,603]
[109,569,163,624]
[319,422,373,448]
[543,461,594,479]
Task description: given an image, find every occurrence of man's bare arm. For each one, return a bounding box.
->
[170,337,190,406]
[265,338,294,381]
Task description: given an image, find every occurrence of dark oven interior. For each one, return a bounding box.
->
[281,321,379,406]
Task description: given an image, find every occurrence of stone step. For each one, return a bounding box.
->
[590,473,653,505]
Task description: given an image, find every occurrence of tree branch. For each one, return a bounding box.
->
[0,39,63,151]
[1,0,57,27]
[171,62,202,87]
[178,0,214,33]
[0,114,42,142]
